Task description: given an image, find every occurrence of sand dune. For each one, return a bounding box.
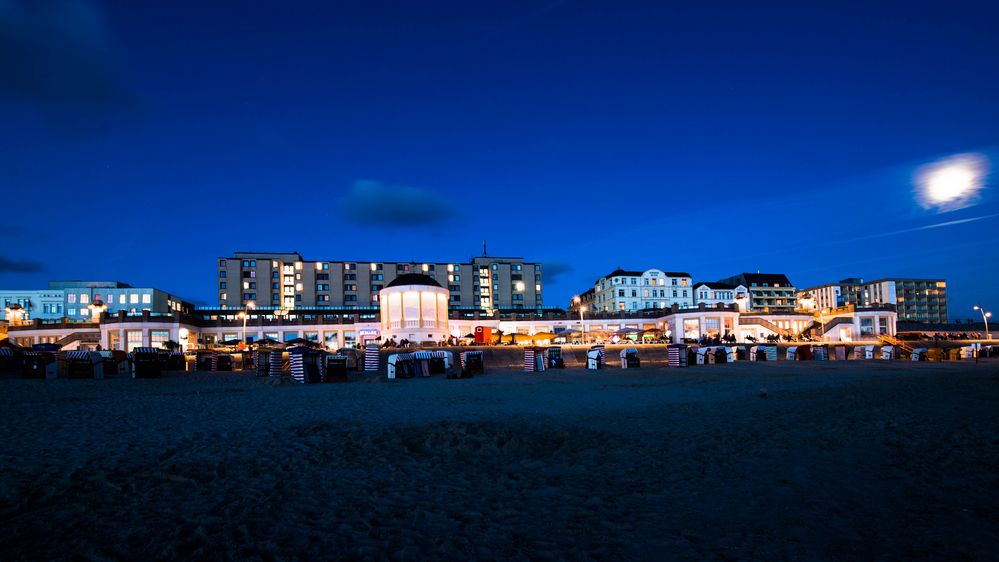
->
[1,361,997,560]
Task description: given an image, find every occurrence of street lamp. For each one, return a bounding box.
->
[4,303,25,324]
[239,301,255,344]
[973,305,992,341]
[578,304,587,345]
[87,299,107,323]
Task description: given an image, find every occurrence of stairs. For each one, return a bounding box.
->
[878,334,913,354]
[56,330,101,348]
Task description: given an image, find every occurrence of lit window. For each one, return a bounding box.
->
[80,294,89,304]
[130,294,139,304]
[67,294,76,303]
[119,294,126,304]
[142,294,151,304]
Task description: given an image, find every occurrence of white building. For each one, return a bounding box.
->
[592,268,693,312]
[692,282,749,311]
[0,290,66,321]
[378,274,450,344]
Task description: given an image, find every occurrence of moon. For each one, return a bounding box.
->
[914,153,989,211]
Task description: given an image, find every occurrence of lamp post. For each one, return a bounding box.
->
[973,305,992,341]
[579,305,587,345]
[240,301,255,344]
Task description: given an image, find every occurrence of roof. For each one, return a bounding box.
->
[694,282,737,290]
[725,273,794,287]
[600,268,692,282]
[385,273,442,288]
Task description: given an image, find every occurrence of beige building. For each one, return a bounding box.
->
[217,251,544,311]
[797,277,947,323]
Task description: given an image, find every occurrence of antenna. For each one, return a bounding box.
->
[483,239,487,257]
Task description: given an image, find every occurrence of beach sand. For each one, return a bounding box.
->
[1,360,997,560]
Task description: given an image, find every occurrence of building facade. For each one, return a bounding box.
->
[1,290,65,321]
[797,277,946,323]
[718,273,797,313]
[692,282,749,310]
[50,281,192,321]
[216,251,544,311]
[568,288,595,314]
[591,269,693,312]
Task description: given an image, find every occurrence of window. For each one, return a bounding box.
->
[673,290,678,297]
[68,294,76,303]
[671,279,677,286]
[141,294,151,304]
[130,294,139,304]
[272,293,279,301]
[372,285,382,291]
[344,274,356,281]
[151,330,170,349]
[272,282,279,290]
[492,264,497,270]
[219,259,226,267]
[535,264,541,271]
[345,284,356,291]
[345,263,356,271]
[513,264,522,271]
[618,289,625,297]
[316,284,329,291]
[631,290,637,297]
[371,274,383,281]
[220,271,226,278]
[219,281,227,289]
[449,294,461,302]
[345,295,357,302]
[126,330,143,352]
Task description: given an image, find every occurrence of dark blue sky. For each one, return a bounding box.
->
[1,0,997,318]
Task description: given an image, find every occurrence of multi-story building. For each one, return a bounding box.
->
[591,268,693,312]
[797,277,946,323]
[1,289,65,320]
[692,282,750,311]
[217,251,544,311]
[51,281,192,321]
[718,273,797,313]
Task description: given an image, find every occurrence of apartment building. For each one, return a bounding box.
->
[217,251,544,310]
[718,273,797,313]
[568,288,595,314]
[591,268,693,312]
[692,282,749,310]
[1,289,65,320]
[797,277,947,323]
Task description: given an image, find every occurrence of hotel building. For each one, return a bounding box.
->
[217,251,544,311]
[717,273,797,313]
[692,282,750,310]
[797,277,947,323]
[591,269,694,312]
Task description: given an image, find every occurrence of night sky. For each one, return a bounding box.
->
[1,0,997,318]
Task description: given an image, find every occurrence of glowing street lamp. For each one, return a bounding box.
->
[238,300,255,344]
[87,299,107,323]
[973,305,992,341]
[578,304,587,345]
[4,303,26,324]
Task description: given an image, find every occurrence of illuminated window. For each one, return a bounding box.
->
[142,294,151,304]
[68,294,76,303]
[80,294,89,304]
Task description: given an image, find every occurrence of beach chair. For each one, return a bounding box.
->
[587,347,604,369]
[524,347,544,372]
[786,346,797,361]
[734,346,748,361]
[132,347,162,378]
[880,346,895,360]
[667,344,688,368]
[545,346,565,369]
[166,352,185,371]
[411,351,434,377]
[456,350,483,378]
[66,351,104,379]
[289,346,322,383]
[363,343,380,371]
[620,348,640,368]
[21,350,56,379]
[927,348,944,362]
[858,345,874,360]
[430,350,452,374]
[911,348,928,361]
[324,354,349,382]
[833,346,847,361]
[255,350,271,376]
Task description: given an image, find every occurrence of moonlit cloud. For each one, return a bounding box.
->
[340,180,458,227]
[914,153,989,212]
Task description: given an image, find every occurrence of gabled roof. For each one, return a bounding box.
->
[694,282,737,290]
[599,268,692,283]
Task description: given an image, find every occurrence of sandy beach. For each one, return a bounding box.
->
[1,360,997,560]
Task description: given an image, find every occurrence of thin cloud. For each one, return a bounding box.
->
[0,0,129,109]
[340,180,458,227]
[0,255,44,273]
[542,260,573,283]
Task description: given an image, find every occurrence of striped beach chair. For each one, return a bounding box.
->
[411,351,434,377]
[457,350,483,378]
[364,343,380,372]
[270,350,286,375]
[667,344,688,368]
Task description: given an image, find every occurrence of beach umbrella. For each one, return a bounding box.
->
[286,337,320,347]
